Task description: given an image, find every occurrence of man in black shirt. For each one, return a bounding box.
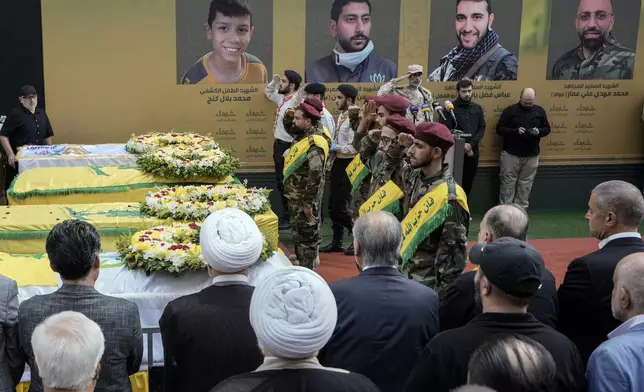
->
[0,85,54,193]
[495,88,550,209]
[440,204,559,331]
[403,237,586,392]
[440,78,485,196]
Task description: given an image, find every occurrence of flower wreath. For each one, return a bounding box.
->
[125,132,218,154]
[125,132,240,179]
[117,222,276,275]
[142,184,271,221]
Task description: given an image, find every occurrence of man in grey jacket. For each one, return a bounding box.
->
[18,220,143,392]
[0,274,23,392]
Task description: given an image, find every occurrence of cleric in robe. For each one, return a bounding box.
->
[428,0,518,82]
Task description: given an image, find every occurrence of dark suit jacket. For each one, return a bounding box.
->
[0,275,23,392]
[557,236,644,365]
[18,285,143,392]
[319,267,440,392]
[440,268,559,331]
[159,282,263,392]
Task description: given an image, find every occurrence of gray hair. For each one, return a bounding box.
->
[616,253,644,314]
[32,311,105,390]
[483,204,529,241]
[353,211,402,267]
[592,181,644,228]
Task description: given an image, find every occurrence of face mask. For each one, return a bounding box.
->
[333,40,375,72]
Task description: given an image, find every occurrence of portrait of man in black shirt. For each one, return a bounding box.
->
[0,85,54,195]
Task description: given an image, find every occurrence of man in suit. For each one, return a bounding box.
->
[0,275,23,392]
[440,204,559,331]
[159,209,264,392]
[319,211,440,392]
[558,180,644,365]
[18,220,143,392]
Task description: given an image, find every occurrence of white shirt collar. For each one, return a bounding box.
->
[608,314,644,339]
[598,232,641,249]
[212,274,249,285]
[362,265,398,271]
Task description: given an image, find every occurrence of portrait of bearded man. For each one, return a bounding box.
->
[428,0,519,82]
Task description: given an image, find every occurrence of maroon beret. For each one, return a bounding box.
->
[373,95,410,113]
[299,99,322,120]
[414,122,454,150]
[303,97,323,112]
[384,114,415,135]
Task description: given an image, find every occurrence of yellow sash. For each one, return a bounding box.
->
[346,154,369,193]
[322,126,332,141]
[400,182,469,266]
[283,135,329,179]
[359,181,404,217]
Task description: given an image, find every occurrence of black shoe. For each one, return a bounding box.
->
[320,241,344,253]
[278,221,291,230]
[344,244,354,256]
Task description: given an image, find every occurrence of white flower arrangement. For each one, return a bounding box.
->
[142,184,271,221]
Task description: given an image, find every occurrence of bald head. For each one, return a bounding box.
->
[521,88,535,100]
[353,211,402,268]
[479,204,529,244]
[613,253,644,319]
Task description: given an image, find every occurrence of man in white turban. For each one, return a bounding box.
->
[211,267,380,392]
[159,208,265,392]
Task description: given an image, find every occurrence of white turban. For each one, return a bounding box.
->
[249,266,337,359]
[200,208,264,273]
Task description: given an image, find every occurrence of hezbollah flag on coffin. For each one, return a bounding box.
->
[399,182,469,269]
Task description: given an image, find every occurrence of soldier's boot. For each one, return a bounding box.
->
[343,243,355,256]
[278,213,291,230]
[320,230,344,253]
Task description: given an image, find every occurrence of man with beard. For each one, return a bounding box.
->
[496,88,550,209]
[304,83,336,142]
[387,123,470,297]
[551,0,635,80]
[321,84,361,254]
[429,0,518,82]
[265,70,305,230]
[357,114,415,220]
[439,78,485,197]
[306,0,397,83]
[402,238,586,392]
[377,65,435,125]
[281,99,329,270]
[439,204,559,332]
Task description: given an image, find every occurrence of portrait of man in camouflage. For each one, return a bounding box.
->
[428,0,519,82]
[550,0,636,80]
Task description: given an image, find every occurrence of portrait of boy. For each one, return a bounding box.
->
[181,0,268,84]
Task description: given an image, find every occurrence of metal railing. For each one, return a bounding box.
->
[142,327,161,368]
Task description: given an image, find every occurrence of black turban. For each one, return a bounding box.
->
[284,70,302,85]
[337,84,358,100]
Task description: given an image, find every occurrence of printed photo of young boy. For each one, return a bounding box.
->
[181,0,268,84]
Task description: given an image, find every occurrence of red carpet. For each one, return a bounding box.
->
[282,238,599,287]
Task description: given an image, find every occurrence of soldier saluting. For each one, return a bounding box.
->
[386,122,470,297]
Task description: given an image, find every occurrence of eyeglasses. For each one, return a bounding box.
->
[577,11,612,22]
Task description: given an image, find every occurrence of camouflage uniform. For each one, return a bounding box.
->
[550,35,635,80]
[387,141,470,297]
[350,131,373,221]
[282,115,327,270]
[358,135,406,220]
[377,83,434,125]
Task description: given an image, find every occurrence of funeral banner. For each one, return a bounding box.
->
[41,0,644,171]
